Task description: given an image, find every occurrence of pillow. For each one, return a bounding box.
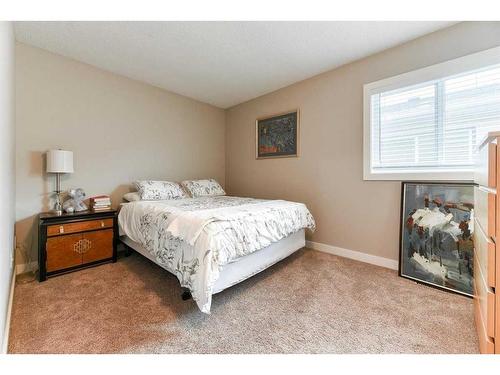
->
[181,179,226,198]
[134,180,187,200]
[123,192,141,202]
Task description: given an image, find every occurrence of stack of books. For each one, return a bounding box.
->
[90,195,111,211]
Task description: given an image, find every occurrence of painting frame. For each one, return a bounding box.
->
[399,181,475,298]
[255,109,300,159]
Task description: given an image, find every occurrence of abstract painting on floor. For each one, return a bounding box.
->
[400,182,474,296]
[256,110,299,159]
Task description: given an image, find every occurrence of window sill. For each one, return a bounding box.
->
[363,170,474,182]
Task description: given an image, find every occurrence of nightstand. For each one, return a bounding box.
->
[38,209,118,281]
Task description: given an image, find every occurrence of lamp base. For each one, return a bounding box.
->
[52,190,63,216]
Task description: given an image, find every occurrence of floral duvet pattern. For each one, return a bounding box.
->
[118,196,315,313]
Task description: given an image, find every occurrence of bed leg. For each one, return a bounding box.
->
[181,289,192,301]
[124,244,133,257]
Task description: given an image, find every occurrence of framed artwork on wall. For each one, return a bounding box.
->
[256,110,299,159]
[399,181,474,297]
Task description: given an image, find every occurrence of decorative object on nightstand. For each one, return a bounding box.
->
[46,149,74,216]
[38,209,118,281]
[62,187,88,213]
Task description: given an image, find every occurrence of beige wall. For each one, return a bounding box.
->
[0,21,15,351]
[226,22,500,261]
[15,43,226,265]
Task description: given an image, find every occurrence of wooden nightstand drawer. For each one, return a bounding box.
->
[47,218,113,237]
[46,233,84,272]
[82,229,113,263]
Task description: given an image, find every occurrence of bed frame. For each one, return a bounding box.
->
[120,229,305,300]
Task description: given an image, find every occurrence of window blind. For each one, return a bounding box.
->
[370,64,500,173]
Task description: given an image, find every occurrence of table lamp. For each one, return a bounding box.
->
[46,149,74,215]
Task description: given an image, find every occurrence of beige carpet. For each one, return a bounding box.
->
[8,248,478,354]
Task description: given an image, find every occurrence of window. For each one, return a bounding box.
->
[363,47,500,180]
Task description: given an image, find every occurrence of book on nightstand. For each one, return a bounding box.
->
[89,195,112,211]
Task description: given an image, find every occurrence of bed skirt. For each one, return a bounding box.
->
[120,229,305,294]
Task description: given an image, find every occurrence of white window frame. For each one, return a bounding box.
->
[363,46,500,181]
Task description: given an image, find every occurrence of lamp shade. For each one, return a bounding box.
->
[46,150,74,173]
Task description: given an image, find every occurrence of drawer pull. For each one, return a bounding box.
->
[73,239,92,254]
[101,221,105,227]
[59,226,64,234]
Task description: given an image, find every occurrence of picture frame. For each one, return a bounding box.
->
[255,109,299,159]
[399,181,474,297]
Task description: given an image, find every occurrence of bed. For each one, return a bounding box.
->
[118,194,315,313]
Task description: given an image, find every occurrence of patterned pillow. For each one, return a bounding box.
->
[134,180,187,200]
[181,179,226,198]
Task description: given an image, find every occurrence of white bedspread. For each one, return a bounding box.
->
[118,196,315,313]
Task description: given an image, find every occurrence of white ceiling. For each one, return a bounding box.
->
[14,21,456,108]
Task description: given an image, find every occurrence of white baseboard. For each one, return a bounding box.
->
[1,269,16,354]
[15,261,37,275]
[306,240,399,271]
